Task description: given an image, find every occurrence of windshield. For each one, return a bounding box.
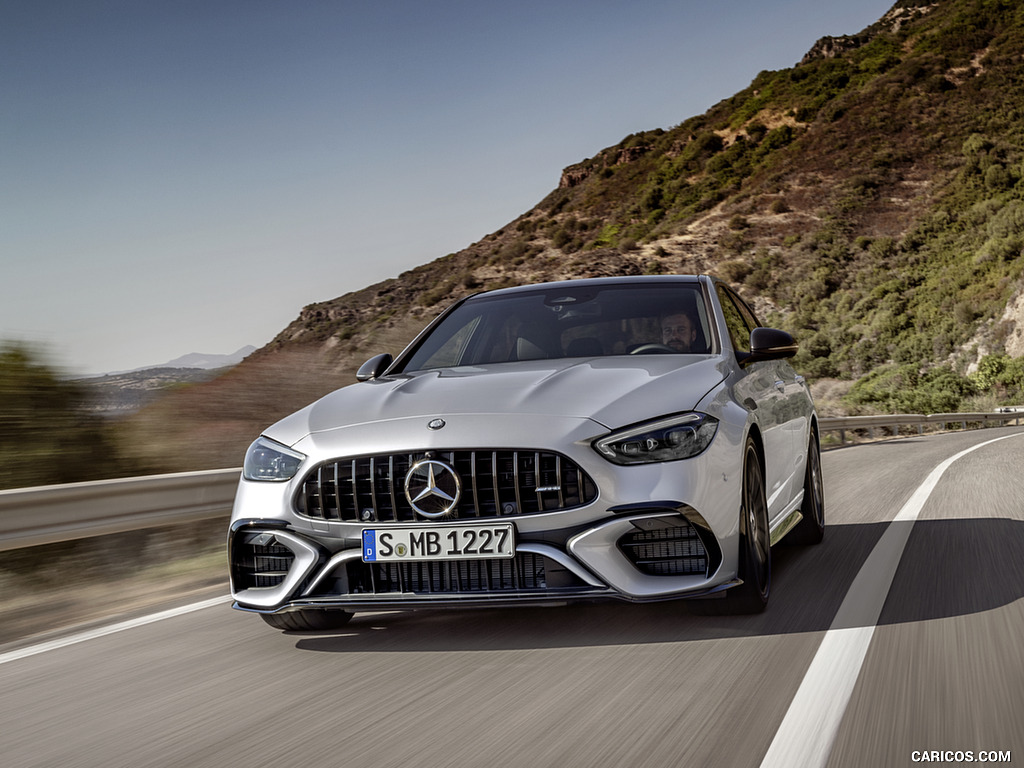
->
[398,283,713,372]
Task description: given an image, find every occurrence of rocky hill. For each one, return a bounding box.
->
[124,0,1024,471]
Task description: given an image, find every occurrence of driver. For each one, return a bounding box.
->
[661,311,697,353]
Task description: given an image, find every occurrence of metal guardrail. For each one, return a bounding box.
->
[0,409,1021,552]
[819,410,1024,445]
[0,468,240,552]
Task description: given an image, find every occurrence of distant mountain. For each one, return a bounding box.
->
[77,346,255,416]
[159,346,256,371]
[124,0,1024,471]
[94,345,256,377]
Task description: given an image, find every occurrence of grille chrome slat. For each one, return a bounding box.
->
[329,462,342,524]
[491,452,500,515]
[296,449,597,522]
[470,452,480,519]
[388,456,398,519]
[369,457,378,516]
[512,451,522,515]
[350,459,359,518]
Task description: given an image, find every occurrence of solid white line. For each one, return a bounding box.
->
[0,595,231,666]
[759,433,1023,768]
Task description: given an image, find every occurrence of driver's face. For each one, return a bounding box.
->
[662,313,696,353]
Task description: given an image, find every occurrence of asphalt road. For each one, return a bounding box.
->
[1,428,1021,768]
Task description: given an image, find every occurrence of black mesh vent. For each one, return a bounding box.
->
[619,522,709,577]
[296,450,597,522]
[231,536,295,589]
[344,552,551,595]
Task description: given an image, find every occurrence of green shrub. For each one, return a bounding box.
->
[0,344,139,489]
[844,363,976,414]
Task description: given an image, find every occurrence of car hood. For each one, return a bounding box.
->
[266,356,728,447]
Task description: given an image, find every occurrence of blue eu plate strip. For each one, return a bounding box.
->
[362,530,377,562]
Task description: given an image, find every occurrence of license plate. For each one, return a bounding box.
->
[361,524,515,562]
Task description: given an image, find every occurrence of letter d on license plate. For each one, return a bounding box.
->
[362,524,514,562]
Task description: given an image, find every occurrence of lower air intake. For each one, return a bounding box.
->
[345,553,552,595]
[618,521,709,577]
[231,535,295,590]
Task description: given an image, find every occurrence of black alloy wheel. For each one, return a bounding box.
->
[693,437,771,616]
[790,430,825,545]
[728,438,771,613]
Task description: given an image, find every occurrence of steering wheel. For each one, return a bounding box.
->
[629,343,678,355]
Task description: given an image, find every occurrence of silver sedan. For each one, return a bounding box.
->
[229,275,824,630]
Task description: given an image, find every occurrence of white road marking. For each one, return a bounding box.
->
[759,433,1023,768]
[0,595,231,666]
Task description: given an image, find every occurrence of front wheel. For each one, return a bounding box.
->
[725,438,771,613]
[260,609,353,632]
[691,438,771,616]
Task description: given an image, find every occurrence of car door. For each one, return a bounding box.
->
[715,284,798,522]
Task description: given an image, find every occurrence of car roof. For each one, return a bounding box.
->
[469,274,707,300]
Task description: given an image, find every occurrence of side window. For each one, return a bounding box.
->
[732,290,762,330]
[715,285,757,355]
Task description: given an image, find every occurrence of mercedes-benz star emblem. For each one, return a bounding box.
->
[404,459,461,519]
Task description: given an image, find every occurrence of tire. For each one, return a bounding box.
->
[724,438,771,613]
[789,430,825,545]
[260,609,353,632]
[690,438,771,616]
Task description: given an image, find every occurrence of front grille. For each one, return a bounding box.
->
[345,552,550,595]
[296,449,598,522]
[231,535,295,589]
[619,522,709,577]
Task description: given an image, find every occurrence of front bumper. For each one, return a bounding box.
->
[228,411,747,615]
[229,501,735,615]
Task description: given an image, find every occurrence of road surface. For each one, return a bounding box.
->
[1,427,1021,767]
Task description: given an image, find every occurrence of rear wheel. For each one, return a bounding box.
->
[260,609,353,632]
[789,430,825,545]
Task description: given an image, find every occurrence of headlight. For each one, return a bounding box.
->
[594,413,718,465]
[243,436,306,481]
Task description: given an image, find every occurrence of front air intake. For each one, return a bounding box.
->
[231,533,295,590]
[618,521,710,577]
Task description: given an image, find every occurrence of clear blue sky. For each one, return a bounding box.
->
[1,0,895,375]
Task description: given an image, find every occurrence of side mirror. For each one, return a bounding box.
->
[356,353,393,381]
[744,328,798,364]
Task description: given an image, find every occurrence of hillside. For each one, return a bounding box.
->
[124,0,1024,471]
[78,368,227,416]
